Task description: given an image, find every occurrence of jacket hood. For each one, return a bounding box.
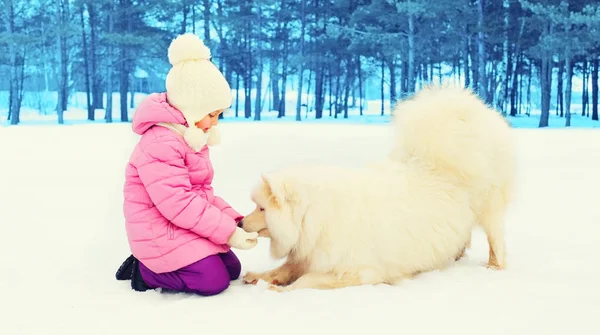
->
[132,93,188,135]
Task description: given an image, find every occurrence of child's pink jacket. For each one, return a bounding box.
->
[123,93,242,274]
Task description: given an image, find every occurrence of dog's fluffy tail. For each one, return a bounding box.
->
[388,84,515,188]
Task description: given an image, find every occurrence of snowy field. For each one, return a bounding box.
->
[1,122,599,335]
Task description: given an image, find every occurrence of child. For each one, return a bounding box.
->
[114,33,258,296]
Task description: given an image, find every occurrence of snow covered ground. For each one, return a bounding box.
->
[1,122,599,335]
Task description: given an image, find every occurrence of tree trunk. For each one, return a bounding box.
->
[181,2,189,34]
[305,67,312,118]
[334,62,341,118]
[106,2,114,123]
[328,65,333,117]
[56,0,68,125]
[244,70,252,119]
[243,23,252,119]
[556,61,563,117]
[16,49,25,121]
[510,52,521,117]
[191,2,196,34]
[582,59,588,117]
[502,0,510,114]
[278,43,288,118]
[510,17,525,116]
[539,55,552,127]
[592,57,599,121]
[526,59,532,116]
[39,19,51,115]
[253,2,263,121]
[235,72,240,117]
[463,25,471,89]
[358,56,363,116]
[314,65,324,119]
[119,61,129,122]
[476,0,488,102]
[388,58,396,106]
[6,0,19,124]
[119,0,132,122]
[130,86,135,108]
[343,60,350,119]
[518,53,524,115]
[381,59,385,116]
[88,3,102,110]
[295,0,306,121]
[80,2,93,120]
[564,57,573,127]
[254,63,263,120]
[270,63,280,111]
[407,12,415,93]
[203,0,210,41]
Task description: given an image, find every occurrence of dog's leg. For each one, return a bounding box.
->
[243,260,304,286]
[454,232,472,261]
[480,193,508,270]
[465,231,472,249]
[268,272,366,292]
[485,223,505,270]
[455,246,466,261]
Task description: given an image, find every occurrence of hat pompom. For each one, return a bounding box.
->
[207,126,221,146]
[183,126,209,152]
[168,33,211,66]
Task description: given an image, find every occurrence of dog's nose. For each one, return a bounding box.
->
[237,219,244,228]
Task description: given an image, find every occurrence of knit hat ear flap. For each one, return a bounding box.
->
[181,114,209,152]
[206,126,221,146]
[183,126,209,152]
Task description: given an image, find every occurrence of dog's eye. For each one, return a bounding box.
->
[260,208,265,212]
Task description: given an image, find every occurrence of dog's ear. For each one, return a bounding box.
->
[261,173,291,207]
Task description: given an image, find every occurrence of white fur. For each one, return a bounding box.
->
[248,84,516,290]
[156,122,220,151]
[206,126,221,146]
[183,126,209,152]
[167,33,211,65]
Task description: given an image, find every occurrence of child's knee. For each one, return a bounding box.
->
[204,277,230,296]
[219,250,242,280]
[182,256,233,296]
[227,258,241,280]
[189,275,230,296]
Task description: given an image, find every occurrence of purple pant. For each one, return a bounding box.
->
[139,250,241,296]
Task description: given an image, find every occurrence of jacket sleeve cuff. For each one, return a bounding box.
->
[223,207,244,222]
[214,214,238,245]
[212,196,244,221]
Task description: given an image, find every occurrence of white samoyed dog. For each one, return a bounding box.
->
[241,84,516,292]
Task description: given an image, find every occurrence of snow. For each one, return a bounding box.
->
[1,122,599,335]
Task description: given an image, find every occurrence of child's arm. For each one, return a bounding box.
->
[136,140,237,245]
[212,196,243,222]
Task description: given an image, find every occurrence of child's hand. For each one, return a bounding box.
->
[227,227,259,250]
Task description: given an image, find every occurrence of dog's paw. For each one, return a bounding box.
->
[268,284,289,292]
[243,272,260,285]
[486,263,505,271]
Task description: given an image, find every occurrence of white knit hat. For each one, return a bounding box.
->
[165,33,232,151]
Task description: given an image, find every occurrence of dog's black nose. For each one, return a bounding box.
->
[237,219,244,228]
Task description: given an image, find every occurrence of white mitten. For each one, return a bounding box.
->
[227,227,259,250]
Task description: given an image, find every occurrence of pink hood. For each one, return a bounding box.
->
[132,93,188,135]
